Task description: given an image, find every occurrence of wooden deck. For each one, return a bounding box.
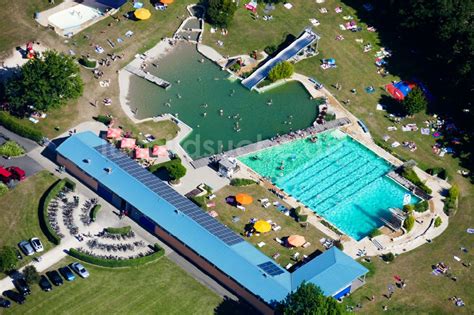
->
[124,65,171,89]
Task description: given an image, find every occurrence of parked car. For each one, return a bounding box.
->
[2,290,25,305]
[15,249,23,260]
[38,275,52,292]
[13,278,31,296]
[59,266,75,281]
[18,241,34,256]
[0,167,12,184]
[7,166,26,181]
[70,262,89,278]
[30,237,44,252]
[0,297,11,308]
[46,270,63,286]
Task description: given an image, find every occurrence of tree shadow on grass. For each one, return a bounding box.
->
[214,296,259,315]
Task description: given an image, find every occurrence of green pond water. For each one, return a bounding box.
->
[126,43,319,158]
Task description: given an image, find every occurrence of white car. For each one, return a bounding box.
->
[70,262,89,278]
[30,237,44,252]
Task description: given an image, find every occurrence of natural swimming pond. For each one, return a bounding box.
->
[239,130,420,240]
[126,43,319,158]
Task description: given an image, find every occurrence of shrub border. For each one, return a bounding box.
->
[39,178,75,245]
[104,226,132,235]
[90,204,101,221]
[68,244,164,268]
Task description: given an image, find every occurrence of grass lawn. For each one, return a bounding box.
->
[0,170,57,254]
[212,184,326,268]
[204,1,474,313]
[1,256,223,315]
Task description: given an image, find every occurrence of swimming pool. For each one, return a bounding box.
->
[48,4,103,35]
[239,130,420,240]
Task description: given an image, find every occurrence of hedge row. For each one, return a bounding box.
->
[401,167,432,194]
[444,184,459,216]
[0,111,43,142]
[39,178,76,245]
[230,178,257,187]
[68,244,163,268]
[90,204,101,221]
[105,226,132,235]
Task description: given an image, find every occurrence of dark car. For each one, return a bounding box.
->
[46,270,63,286]
[13,278,31,296]
[15,249,23,260]
[38,275,52,292]
[2,290,25,305]
[59,266,75,281]
[0,297,11,308]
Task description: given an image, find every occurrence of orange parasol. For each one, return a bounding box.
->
[160,0,174,4]
[254,220,271,233]
[235,193,253,205]
[287,235,306,247]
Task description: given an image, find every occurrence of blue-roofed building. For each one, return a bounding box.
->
[56,132,368,314]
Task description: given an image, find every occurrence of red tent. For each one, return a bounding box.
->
[135,147,150,160]
[120,138,136,149]
[152,145,168,157]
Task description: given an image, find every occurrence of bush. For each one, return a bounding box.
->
[334,240,344,251]
[0,246,18,272]
[228,63,241,72]
[149,158,186,181]
[68,244,163,268]
[0,183,8,197]
[23,265,40,284]
[403,204,414,213]
[444,184,459,216]
[402,87,428,115]
[64,178,76,191]
[293,206,302,216]
[426,167,448,180]
[39,178,75,245]
[414,200,429,212]
[0,111,43,142]
[404,214,415,232]
[190,195,207,208]
[297,214,308,223]
[0,140,25,157]
[264,44,277,55]
[268,61,294,82]
[79,57,97,68]
[434,216,442,228]
[230,178,257,186]
[369,228,382,238]
[95,115,112,126]
[382,252,395,262]
[401,167,432,194]
[90,204,101,221]
[105,226,132,235]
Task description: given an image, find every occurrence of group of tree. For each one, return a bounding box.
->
[277,282,345,314]
[3,50,83,116]
[204,0,237,28]
[268,61,294,82]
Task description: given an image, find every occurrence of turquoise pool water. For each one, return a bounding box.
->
[239,130,420,240]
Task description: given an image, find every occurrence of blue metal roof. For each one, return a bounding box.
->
[56,132,368,303]
[292,247,369,296]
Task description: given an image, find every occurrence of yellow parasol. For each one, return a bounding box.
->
[135,8,151,20]
[254,220,271,233]
[235,193,253,205]
[287,235,306,247]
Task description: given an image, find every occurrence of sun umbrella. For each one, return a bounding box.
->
[152,145,168,157]
[135,8,151,20]
[287,235,306,247]
[161,0,174,4]
[106,128,122,139]
[120,138,136,149]
[135,147,150,160]
[254,220,271,233]
[235,193,253,205]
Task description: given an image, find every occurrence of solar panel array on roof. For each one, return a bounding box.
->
[258,261,285,276]
[94,143,243,246]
